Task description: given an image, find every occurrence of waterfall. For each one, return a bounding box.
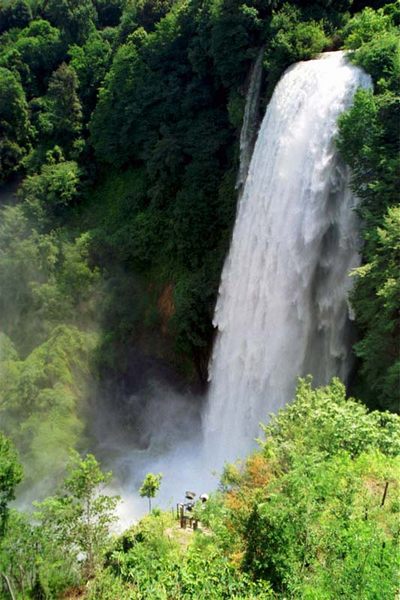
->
[236,47,264,195]
[204,52,372,468]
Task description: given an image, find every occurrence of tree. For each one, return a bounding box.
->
[44,0,97,45]
[134,0,175,31]
[0,67,30,180]
[0,434,23,538]
[13,19,64,96]
[337,5,399,411]
[35,452,119,579]
[36,63,83,158]
[69,33,112,118]
[263,4,329,92]
[343,6,391,49]
[19,158,81,224]
[0,0,32,34]
[94,0,124,27]
[349,207,400,411]
[207,378,400,598]
[0,452,118,598]
[139,472,162,512]
[0,510,45,598]
[0,326,97,490]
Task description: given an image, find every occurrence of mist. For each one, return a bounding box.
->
[91,379,217,528]
[0,181,220,521]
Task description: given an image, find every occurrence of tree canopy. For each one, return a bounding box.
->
[0,433,22,537]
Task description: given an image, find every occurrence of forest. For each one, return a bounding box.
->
[0,0,399,598]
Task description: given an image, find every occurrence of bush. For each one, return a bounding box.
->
[204,379,400,598]
[264,4,329,91]
[343,6,392,49]
[20,159,81,224]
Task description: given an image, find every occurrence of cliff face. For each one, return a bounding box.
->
[157,283,175,335]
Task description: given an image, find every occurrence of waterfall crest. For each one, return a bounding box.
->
[204,52,372,467]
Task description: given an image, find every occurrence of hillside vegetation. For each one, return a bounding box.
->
[1,379,399,598]
[0,0,399,597]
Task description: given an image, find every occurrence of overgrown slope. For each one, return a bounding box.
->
[4,378,394,599]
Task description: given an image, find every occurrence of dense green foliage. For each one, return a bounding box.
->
[337,3,400,410]
[89,512,273,599]
[35,451,119,578]
[0,66,31,180]
[0,1,398,596]
[0,200,100,488]
[197,379,400,598]
[0,433,22,537]
[0,326,97,489]
[0,451,119,597]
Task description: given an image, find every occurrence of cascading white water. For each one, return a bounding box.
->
[204,52,372,468]
[236,47,264,195]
